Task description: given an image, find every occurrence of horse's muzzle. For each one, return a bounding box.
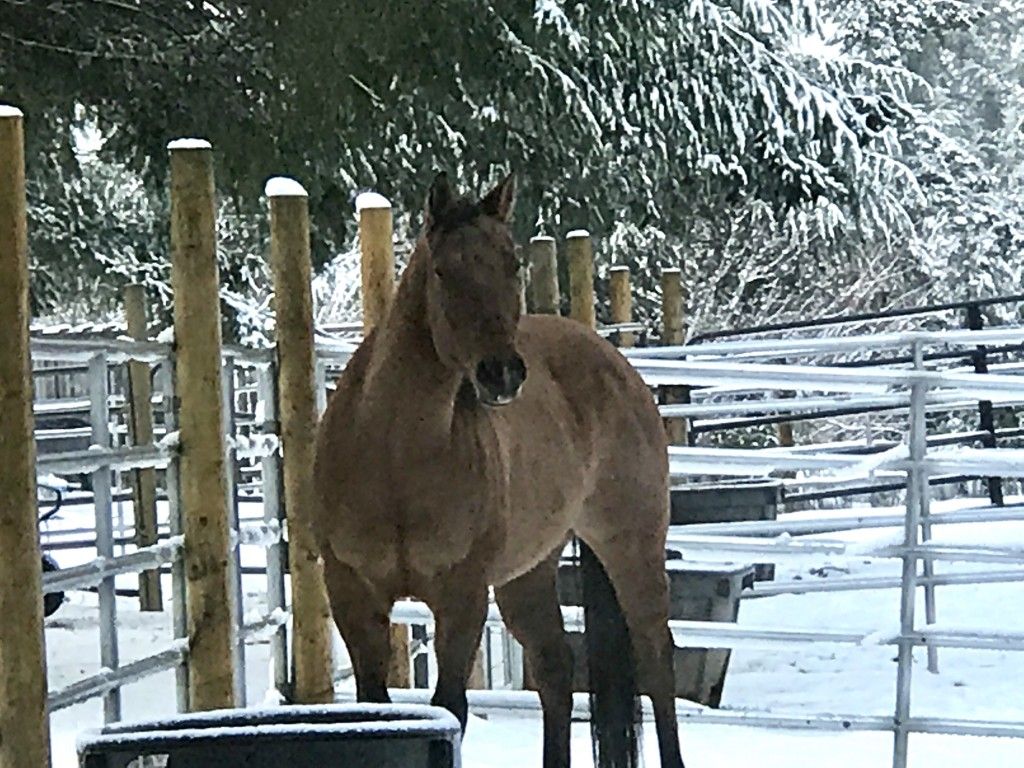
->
[474,353,527,406]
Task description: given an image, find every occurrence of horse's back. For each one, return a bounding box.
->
[516,313,665,458]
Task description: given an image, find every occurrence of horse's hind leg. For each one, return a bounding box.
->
[322,551,393,703]
[578,520,685,768]
[495,551,573,768]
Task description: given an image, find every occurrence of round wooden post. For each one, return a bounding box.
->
[124,283,163,612]
[566,230,595,328]
[661,268,685,344]
[660,268,688,445]
[609,265,634,348]
[357,193,395,331]
[168,138,237,711]
[266,178,336,703]
[0,104,51,768]
[355,192,410,688]
[527,235,559,315]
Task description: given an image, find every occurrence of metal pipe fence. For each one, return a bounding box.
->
[32,338,293,727]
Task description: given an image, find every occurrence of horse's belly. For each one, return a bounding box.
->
[486,493,580,586]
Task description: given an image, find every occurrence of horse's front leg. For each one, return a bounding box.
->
[428,573,489,731]
[322,550,393,703]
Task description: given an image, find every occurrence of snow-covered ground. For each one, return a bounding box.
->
[40,496,1024,766]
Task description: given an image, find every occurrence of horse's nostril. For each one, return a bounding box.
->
[508,354,527,388]
[476,354,527,400]
[476,357,504,388]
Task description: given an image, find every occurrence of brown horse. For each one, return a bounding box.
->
[311,173,685,768]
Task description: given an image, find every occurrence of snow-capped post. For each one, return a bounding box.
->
[124,283,164,612]
[168,137,238,711]
[566,229,596,328]
[609,265,634,348]
[265,177,335,703]
[0,104,51,768]
[527,235,559,314]
[356,191,411,689]
[660,268,688,445]
[358,192,395,331]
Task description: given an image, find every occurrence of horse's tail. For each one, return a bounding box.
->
[579,539,641,768]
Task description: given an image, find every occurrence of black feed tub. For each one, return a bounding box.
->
[76,704,462,768]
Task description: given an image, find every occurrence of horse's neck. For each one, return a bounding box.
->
[366,248,462,441]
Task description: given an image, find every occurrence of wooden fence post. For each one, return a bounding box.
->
[124,283,163,612]
[168,138,237,711]
[527,235,559,315]
[266,178,336,703]
[0,103,52,768]
[609,265,634,348]
[566,230,596,328]
[661,268,688,445]
[355,192,410,688]
[358,192,395,331]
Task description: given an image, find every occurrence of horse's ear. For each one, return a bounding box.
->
[425,172,453,229]
[480,172,516,223]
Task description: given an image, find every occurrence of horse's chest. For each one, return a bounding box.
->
[328,429,509,578]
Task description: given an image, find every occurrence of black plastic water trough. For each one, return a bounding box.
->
[76,703,461,768]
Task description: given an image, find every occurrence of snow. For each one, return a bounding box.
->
[156,430,180,449]
[230,433,280,458]
[41,495,1024,767]
[234,520,281,548]
[264,177,308,198]
[0,104,24,118]
[155,326,174,344]
[355,192,390,212]
[38,473,70,490]
[566,229,590,239]
[530,235,555,243]
[166,138,211,151]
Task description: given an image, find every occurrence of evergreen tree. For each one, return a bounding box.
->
[0,1,976,330]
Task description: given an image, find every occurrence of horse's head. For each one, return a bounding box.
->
[422,172,526,407]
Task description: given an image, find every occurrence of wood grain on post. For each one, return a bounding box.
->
[527,236,559,315]
[168,138,236,711]
[355,192,410,688]
[124,283,163,612]
[0,104,52,768]
[661,268,688,445]
[566,230,596,328]
[266,178,335,703]
[609,265,634,348]
[357,193,395,331]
